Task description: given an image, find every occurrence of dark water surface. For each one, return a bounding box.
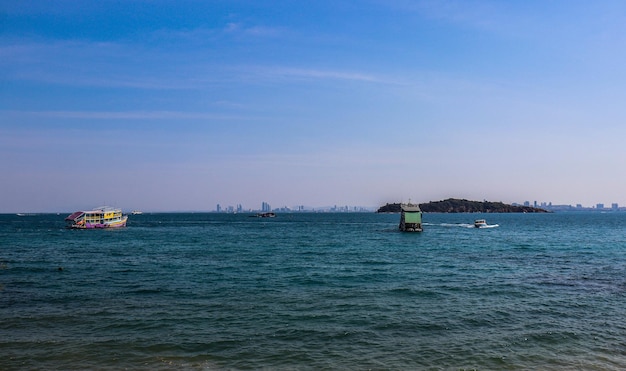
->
[1,212,626,369]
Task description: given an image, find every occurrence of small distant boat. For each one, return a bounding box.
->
[131,210,143,215]
[399,203,422,232]
[252,212,276,218]
[474,219,488,228]
[65,206,128,229]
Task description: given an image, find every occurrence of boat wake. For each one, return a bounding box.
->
[424,223,499,229]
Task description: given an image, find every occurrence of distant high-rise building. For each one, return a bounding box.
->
[612,203,619,210]
[216,204,221,213]
[596,203,605,210]
[262,202,271,212]
[523,201,530,207]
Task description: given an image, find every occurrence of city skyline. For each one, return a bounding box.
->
[3,196,623,214]
[3,1,626,213]
[208,199,623,214]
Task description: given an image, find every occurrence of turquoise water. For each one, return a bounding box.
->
[1,212,626,370]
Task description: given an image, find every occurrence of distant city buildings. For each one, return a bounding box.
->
[261,202,271,213]
[519,201,623,212]
[212,201,375,213]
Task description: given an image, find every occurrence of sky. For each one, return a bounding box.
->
[2,0,626,212]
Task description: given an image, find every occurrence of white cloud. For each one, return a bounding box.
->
[2,110,253,120]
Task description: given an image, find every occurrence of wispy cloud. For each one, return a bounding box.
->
[2,110,255,120]
[246,66,403,85]
[1,39,395,89]
[146,22,284,46]
[411,0,502,29]
[0,40,213,89]
[272,68,389,83]
[223,22,282,37]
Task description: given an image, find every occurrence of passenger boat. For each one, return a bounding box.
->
[474,219,487,228]
[65,206,128,229]
[399,203,422,232]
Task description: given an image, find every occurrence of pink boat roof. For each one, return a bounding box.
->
[65,211,84,220]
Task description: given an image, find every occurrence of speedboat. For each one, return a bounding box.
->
[474,219,487,228]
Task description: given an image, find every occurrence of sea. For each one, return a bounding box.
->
[1,212,626,370]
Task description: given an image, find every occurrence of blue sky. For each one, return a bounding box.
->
[2,0,626,212]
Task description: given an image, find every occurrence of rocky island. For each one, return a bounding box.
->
[377,198,548,213]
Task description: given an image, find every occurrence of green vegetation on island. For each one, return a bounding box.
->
[377,198,549,213]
